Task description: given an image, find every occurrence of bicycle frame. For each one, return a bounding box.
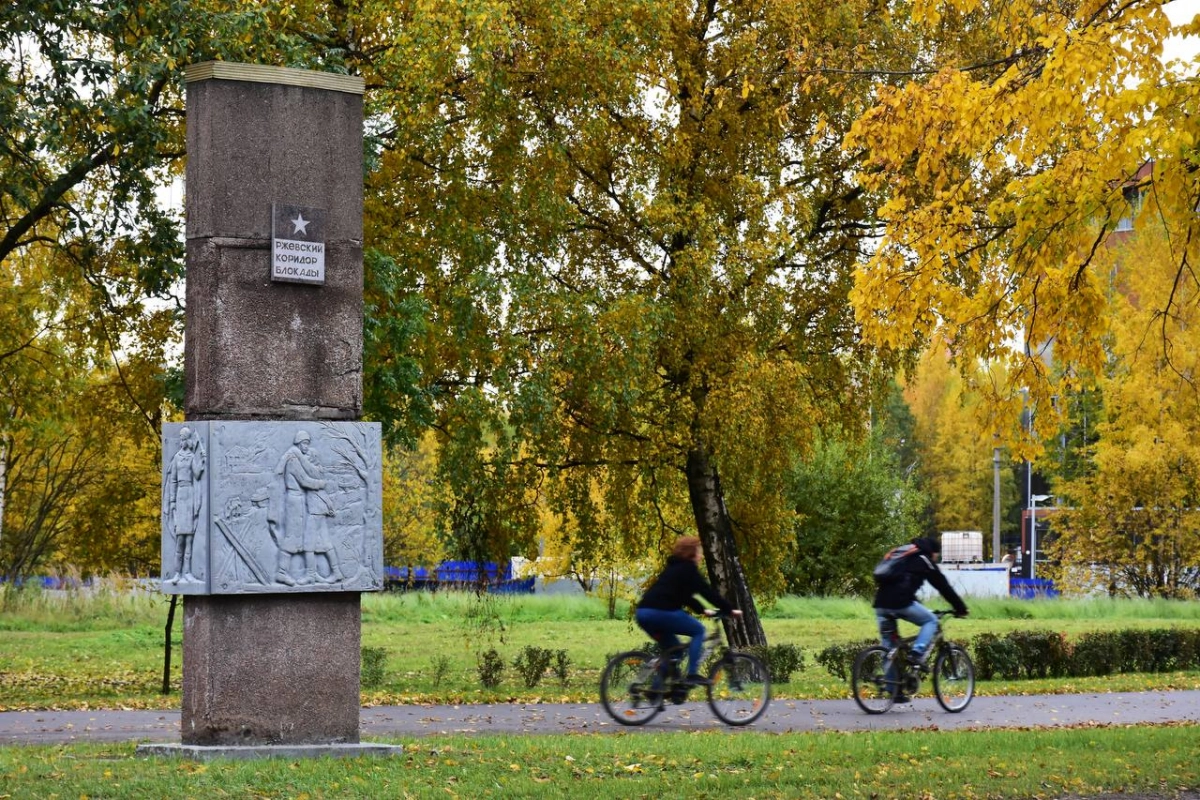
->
[648,615,727,675]
[883,618,947,666]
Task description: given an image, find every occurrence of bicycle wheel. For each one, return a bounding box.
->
[599,650,663,726]
[851,645,897,714]
[707,653,771,726]
[932,644,975,712]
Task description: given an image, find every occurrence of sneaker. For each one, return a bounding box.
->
[911,650,930,671]
[684,674,712,687]
[894,694,912,703]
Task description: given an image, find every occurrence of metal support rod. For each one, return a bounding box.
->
[993,446,1001,562]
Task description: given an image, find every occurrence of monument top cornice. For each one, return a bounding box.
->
[186,61,365,96]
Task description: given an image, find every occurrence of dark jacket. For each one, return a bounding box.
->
[873,538,968,614]
[638,556,734,615]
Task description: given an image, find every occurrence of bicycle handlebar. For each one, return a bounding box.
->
[702,609,741,620]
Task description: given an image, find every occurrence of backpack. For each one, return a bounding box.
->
[873,543,920,583]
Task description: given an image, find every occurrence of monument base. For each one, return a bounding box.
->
[182,593,362,746]
[137,742,402,761]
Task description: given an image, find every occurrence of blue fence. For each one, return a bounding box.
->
[1010,578,1060,599]
[384,561,535,594]
[0,576,91,590]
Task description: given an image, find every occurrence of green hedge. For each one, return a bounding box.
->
[818,628,1200,682]
[744,642,806,684]
[971,627,1200,680]
[814,639,878,683]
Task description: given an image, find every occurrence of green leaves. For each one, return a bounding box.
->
[785,421,925,597]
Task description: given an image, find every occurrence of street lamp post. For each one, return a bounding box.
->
[993,444,1001,563]
[1030,493,1052,579]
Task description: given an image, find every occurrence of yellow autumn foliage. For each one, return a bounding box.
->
[848,0,1196,453]
[1051,224,1200,597]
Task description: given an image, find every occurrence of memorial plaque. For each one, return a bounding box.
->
[271,204,327,285]
[162,421,384,594]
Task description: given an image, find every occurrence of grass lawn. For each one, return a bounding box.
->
[2,587,1200,709]
[2,588,1199,798]
[1,726,1197,799]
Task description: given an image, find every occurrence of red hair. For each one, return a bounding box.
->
[671,536,702,560]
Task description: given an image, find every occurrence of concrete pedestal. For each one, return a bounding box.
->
[138,742,402,761]
[182,594,362,745]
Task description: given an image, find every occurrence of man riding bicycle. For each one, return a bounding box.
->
[873,537,968,698]
[636,536,742,687]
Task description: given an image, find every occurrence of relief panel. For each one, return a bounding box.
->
[162,421,384,594]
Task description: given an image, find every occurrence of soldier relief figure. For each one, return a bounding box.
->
[163,426,206,584]
[273,430,347,586]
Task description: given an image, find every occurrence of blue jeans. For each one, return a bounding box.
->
[875,602,937,657]
[635,607,705,676]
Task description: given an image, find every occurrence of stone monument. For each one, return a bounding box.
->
[147,62,391,756]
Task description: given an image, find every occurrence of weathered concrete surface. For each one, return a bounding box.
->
[3,691,1199,744]
[184,67,363,422]
[135,742,402,761]
[180,593,362,745]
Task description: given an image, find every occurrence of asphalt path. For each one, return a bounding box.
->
[2,690,1199,744]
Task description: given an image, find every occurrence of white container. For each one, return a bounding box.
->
[940,531,983,563]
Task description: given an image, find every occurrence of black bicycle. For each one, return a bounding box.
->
[599,611,771,726]
[851,609,975,714]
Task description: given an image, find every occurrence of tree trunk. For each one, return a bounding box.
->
[0,437,6,559]
[162,593,178,694]
[684,444,767,648]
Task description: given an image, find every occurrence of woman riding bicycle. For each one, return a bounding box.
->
[635,536,742,687]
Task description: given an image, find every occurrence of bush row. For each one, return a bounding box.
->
[362,645,574,690]
[814,628,1200,682]
[972,628,1200,680]
[374,627,1200,692]
[477,646,573,688]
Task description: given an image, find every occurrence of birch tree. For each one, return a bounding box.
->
[358,0,908,644]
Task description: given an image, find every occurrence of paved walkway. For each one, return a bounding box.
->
[2,690,1199,744]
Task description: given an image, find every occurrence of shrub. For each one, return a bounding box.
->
[429,654,453,688]
[745,643,805,684]
[512,645,554,688]
[971,633,1021,681]
[1008,630,1071,678]
[361,647,388,688]
[1071,631,1119,677]
[1138,629,1181,672]
[1115,629,1144,673]
[476,648,505,688]
[815,640,876,682]
[1177,629,1200,670]
[552,649,571,687]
